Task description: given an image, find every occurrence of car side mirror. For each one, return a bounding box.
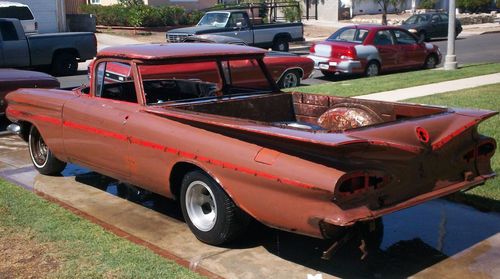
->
[418,36,425,44]
[236,22,243,29]
[431,19,437,24]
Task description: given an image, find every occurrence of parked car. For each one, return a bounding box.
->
[89,35,313,89]
[0,18,96,76]
[308,25,442,78]
[0,1,37,33]
[0,68,59,115]
[400,12,462,42]
[166,9,304,51]
[6,43,497,251]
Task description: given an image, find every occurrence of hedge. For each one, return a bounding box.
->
[80,4,203,27]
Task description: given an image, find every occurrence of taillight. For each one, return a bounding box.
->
[309,44,315,54]
[336,171,389,196]
[340,48,356,60]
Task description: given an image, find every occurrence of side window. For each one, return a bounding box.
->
[374,30,394,46]
[0,22,19,41]
[227,13,247,28]
[439,14,449,22]
[431,14,440,23]
[393,30,417,45]
[94,61,137,103]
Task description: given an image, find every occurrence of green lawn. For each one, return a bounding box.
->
[290,63,500,97]
[405,83,500,211]
[0,179,202,278]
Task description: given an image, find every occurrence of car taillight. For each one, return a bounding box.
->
[340,48,356,60]
[336,171,390,196]
[309,44,315,54]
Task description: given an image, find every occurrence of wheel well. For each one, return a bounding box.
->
[52,48,80,62]
[273,33,292,43]
[279,68,304,82]
[169,162,204,199]
[18,121,32,142]
[366,59,380,69]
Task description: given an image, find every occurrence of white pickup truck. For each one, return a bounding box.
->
[166,10,304,52]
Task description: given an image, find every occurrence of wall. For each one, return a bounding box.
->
[301,0,339,21]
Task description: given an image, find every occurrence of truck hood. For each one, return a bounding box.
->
[167,25,226,35]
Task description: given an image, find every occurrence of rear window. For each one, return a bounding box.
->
[327,28,369,43]
[0,6,34,20]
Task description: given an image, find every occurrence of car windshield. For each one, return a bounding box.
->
[197,13,230,28]
[138,58,274,105]
[327,28,369,43]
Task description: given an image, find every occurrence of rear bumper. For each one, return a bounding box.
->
[307,55,362,73]
[321,173,494,227]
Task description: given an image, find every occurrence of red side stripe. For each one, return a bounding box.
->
[8,108,324,192]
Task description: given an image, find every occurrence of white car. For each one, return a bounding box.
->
[0,1,37,33]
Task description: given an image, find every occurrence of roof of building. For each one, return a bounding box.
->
[97,43,266,61]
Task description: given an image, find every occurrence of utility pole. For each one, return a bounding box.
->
[444,0,458,70]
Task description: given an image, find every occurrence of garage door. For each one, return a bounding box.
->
[12,0,61,33]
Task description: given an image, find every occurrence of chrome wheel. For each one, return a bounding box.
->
[281,71,299,88]
[366,62,380,77]
[425,55,437,69]
[185,180,217,232]
[29,128,48,168]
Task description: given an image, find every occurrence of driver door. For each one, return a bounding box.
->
[63,62,139,179]
[220,12,253,45]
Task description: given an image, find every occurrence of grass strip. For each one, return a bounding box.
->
[290,63,500,97]
[0,179,203,279]
[405,83,500,211]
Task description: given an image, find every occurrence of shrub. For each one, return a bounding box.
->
[281,0,301,22]
[418,0,438,9]
[456,0,492,12]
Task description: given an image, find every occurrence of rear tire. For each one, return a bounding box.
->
[321,70,337,79]
[365,61,380,77]
[29,126,66,175]
[51,52,78,76]
[272,38,289,52]
[180,170,250,245]
[279,70,300,88]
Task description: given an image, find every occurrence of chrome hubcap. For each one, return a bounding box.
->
[426,57,436,68]
[185,181,217,231]
[282,72,298,88]
[29,129,48,167]
[367,64,379,77]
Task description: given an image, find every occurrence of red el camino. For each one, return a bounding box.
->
[308,25,442,78]
[6,44,496,254]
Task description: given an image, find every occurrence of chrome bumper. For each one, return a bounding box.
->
[7,123,21,135]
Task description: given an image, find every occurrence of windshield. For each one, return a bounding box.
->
[197,13,230,28]
[327,28,369,43]
[138,58,274,106]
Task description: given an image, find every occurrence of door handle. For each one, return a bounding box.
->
[122,115,129,125]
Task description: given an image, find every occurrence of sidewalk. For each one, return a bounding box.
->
[355,72,500,102]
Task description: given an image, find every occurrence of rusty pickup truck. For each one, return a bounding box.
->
[5,43,497,251]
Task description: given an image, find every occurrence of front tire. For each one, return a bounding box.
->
[29,126,66,175]
[279,70,300,88]
[424,54,438,69]
[180,170,250,245]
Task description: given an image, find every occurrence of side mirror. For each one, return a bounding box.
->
[418,36,425,44]
[236,22,243,29]
[431,19,437,24]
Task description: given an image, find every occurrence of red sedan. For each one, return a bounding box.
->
[308,25,442,78]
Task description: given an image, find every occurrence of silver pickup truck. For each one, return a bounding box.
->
[0,18,96,76]
[166,10,304,52]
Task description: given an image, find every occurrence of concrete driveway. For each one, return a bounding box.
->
[0,134,499,279]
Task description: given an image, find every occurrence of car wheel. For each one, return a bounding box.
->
[279,70,300,88]
[424,54,437,69]
[51,52,78,76]
[359,218,384,251]
[365,61,380,77]
[272,38,289,52]
[29,126,67,175]
[180,170,250,245]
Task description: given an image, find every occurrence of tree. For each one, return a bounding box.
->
[367,0,404,25]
